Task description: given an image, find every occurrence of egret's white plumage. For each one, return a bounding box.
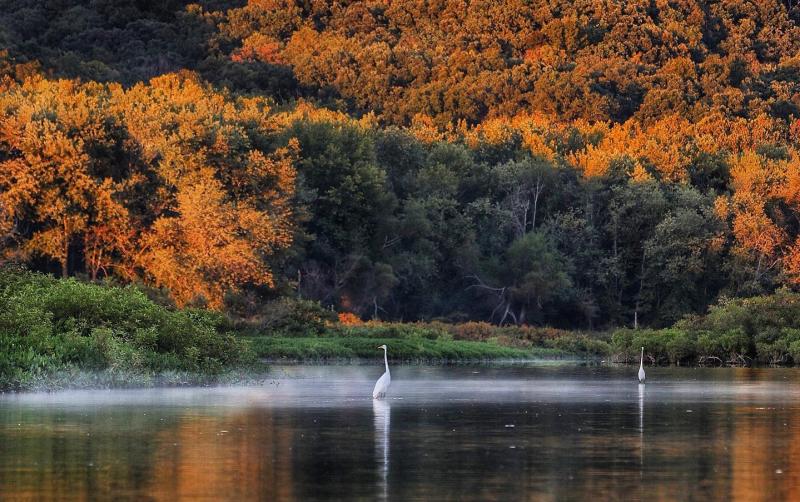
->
[372,344,391,399]
[638,346,646,383]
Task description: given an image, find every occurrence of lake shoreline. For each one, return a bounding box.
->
[6,269,800,392]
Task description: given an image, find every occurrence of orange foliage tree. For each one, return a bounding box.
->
[0,77,134,277]
[117,73,297,308]
[0,72,298,308]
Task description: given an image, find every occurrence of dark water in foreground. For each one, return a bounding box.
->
[2,365,800,501]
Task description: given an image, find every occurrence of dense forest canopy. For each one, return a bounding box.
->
[219,0,800,125]
[1,0,800,329]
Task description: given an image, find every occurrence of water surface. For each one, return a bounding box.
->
[2,365,800,500]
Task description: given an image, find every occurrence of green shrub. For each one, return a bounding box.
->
[610,329,636,360]
[542,333,610,356]
[755,328,800,364]
[687,289,800,336]
[696,328,750,362]
[249,335,531,361]
[258,297,337,336]
[789,340,800,363]
[633,329,669,362]
[0,268,253,390]
[330,323,447,340]
[663,329,695,365]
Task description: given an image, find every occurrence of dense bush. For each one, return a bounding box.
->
[610,289,800,365]
[190,287,800,366]
[256,297,338,337]
[0,269,253,390]
[541,333,611,358]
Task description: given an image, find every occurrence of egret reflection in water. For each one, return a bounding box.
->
[373,399,391,500]
[638,382,645,477]
[638,382,645,432]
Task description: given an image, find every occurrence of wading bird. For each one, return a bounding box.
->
[638,347,646,383]
[373,344,391,399]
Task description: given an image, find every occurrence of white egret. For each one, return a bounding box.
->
[638,346,646,383]
[372,344,391,399]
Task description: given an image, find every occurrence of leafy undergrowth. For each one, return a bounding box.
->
[611,289,800,366]
[0,269,255,391]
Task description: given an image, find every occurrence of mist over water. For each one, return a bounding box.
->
[2,365,800,500]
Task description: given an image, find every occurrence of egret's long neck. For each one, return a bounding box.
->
[383,348,389,373]
[640,348,644,367]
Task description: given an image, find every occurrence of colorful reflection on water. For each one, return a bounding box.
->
[1,365,800,500]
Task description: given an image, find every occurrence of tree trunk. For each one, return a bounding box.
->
[61,237,69,277]
[531,176,543,231]
[61,218,71,277]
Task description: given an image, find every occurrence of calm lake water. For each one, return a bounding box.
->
[2,364,800,500]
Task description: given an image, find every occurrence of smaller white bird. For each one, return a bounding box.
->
[373,344,391,399]
[638,346,646,383]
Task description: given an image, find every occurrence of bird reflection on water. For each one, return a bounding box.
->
[639,382,645,480]
[373,399,391,500]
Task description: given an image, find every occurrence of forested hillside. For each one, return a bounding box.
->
[2,0,800,329]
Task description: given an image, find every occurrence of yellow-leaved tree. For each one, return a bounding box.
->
[0,72,297,308]
[117,72,297,308]
[0,77,134,277]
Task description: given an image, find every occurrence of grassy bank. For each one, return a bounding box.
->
[246,310,611,362]
[0,269,254,391]
[250,336,564,362]
[6,269,800,393]
[247,290,800,367]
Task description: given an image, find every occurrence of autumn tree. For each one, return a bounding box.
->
[720,151,788,292]
[0,77,135,277]
[117,72,297,308]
